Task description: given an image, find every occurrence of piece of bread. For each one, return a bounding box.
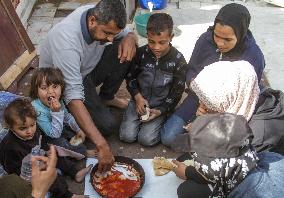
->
[141,107,150,121]
[70,135,84,146]
[152,157,176,176]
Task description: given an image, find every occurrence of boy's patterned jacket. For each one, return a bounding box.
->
[126,44,188,114]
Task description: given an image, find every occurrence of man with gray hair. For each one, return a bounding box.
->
[39,0,137,171]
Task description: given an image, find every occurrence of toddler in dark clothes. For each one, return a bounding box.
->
[0,98,91,198]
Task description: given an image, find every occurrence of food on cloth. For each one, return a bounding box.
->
[93,162,141,198]
[152,157,176,176]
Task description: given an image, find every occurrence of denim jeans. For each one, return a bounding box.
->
[119,100,166,146]
[228,152,284,198]
[160,113,186,147]
[161,89,199,147]
[83,42,130,136]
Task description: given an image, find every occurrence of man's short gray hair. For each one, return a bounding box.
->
[88,0,127,29]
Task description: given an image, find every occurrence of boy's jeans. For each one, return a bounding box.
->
[119,100,166,146]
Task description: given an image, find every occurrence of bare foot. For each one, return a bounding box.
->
[103,97,129,109]
[86,149,98,158]
[75,164,93,183]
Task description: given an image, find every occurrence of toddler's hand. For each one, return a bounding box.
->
[77,130,86,143]
[49,97,61,112]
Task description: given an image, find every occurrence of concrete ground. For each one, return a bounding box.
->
[18,0,284,195]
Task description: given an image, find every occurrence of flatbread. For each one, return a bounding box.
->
[141,107,150,121]
[70,135,84,146]
[152,157,176,176]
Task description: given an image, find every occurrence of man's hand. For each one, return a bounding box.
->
[49,97,61,112]
[31,145,57,198]
[97,143,115,173]
[68,100,115,173]
[143,109,161,122]
[118,32,138,63]
[172,160,187,180]
[134,93,148,115]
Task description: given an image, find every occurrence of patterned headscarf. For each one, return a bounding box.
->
[190,60,259,121]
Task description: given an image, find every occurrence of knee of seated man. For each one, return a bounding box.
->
[99,119,118,137]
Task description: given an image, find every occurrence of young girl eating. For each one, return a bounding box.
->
[30,67,96,157]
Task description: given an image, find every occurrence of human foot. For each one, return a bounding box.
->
[103,97,129,109]
[86,149,98,158]
[75,164,93,183]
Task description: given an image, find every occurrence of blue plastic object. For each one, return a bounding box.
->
[134,13,151,37]
[139,0,167,10]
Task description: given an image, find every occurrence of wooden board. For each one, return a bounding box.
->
[0,0,36,91]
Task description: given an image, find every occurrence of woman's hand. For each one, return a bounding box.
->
[172,160,187,180]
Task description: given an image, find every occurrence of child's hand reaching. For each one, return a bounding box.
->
[172,160,187,180]
[48,97,61,112]
[77,130,86,143]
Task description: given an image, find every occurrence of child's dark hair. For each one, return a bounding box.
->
[4,98,37,129]
[30,67,65,99]
[147,13,173,36]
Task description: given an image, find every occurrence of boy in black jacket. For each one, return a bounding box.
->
[120,13,188,146]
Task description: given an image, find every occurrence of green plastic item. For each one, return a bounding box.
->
[134,13,151,37]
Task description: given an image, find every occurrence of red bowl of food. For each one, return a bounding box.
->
[90,156,145,198]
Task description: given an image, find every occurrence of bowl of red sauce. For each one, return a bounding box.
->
[90,156,145,198]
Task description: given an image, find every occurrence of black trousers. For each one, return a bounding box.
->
[83,42,130,136]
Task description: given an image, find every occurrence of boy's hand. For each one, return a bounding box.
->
[134,93,148,115]
[48,97,61,112]
[172,160,187,180]
[143,109,161,122]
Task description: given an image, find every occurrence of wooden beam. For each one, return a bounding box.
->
[0,0,35,52]
[0,50,36,90]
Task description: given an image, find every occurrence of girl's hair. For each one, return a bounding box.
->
[29,67,65,99]
[4,98,37,129]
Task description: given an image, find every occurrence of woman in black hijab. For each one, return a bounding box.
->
[161,3,265,148]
